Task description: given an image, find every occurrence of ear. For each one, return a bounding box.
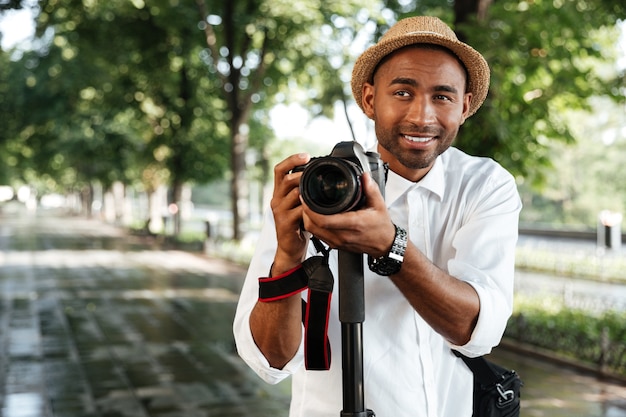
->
[362,82,375,119]
[460,92,472,125]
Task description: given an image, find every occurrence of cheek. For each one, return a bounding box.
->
[442,107,467,128]
[373,101,402,124]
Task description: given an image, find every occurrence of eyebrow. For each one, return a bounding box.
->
[389,77,460,95]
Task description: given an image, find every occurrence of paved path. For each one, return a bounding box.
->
[0,206,625,416]
[0,209,290,417]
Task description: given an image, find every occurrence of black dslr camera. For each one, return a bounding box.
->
[293,141,386,215]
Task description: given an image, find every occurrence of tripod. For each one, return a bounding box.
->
[338,250,376,417]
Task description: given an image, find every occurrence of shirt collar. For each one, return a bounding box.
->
[417,155,445,201]
[384,154,445,205]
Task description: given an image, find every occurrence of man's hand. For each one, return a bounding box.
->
[270,153,311,275]
[249,153,311,369]
[301,172,396,258]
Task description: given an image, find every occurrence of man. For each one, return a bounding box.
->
[233,16,522,417]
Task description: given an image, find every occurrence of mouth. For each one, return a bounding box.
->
[402,134,436,144]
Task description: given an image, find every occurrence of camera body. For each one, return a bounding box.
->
[293,141,385,215]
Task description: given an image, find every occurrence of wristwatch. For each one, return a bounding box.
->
[367,224,407,276]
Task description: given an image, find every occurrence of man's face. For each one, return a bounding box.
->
[361,46,472,182]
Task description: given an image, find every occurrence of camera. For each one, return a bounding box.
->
[293,141,386,215]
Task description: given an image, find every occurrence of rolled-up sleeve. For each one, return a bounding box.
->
[447,169,522,357]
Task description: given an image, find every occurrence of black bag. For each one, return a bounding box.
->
[455,352,523,417]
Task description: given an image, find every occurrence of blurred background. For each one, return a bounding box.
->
[0,1,625,416]
[1,0,624,243]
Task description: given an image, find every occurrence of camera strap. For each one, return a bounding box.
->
[258,264,310,302]
[257,237,334,371]
[302,241,334,370]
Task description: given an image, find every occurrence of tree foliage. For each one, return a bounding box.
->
[1,0,624,235]
[198,0,385,239]
[1,0,231,223]
[456,0,625,186]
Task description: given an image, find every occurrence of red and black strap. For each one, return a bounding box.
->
[258,264,309,302]
[302,256,334,370]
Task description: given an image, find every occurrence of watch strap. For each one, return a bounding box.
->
[367,224,407,276]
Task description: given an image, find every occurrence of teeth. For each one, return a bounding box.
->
[404,135,433,143]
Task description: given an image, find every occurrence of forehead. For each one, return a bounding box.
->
[373,45,468,86]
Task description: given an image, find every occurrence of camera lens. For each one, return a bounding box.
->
[300,158,363,215]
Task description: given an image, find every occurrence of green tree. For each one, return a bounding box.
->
[196,0,384,239]
[2,0,384,239]
[519,95,626,227]
[457,0,624,185]
[0,47,19,185]
[2,0,231,229]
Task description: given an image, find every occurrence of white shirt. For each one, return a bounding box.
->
[233,146,522,417]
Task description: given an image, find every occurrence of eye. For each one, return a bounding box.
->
[394,90,411,98]
[434,94,452,101]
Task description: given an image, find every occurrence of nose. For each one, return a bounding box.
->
[406,96,436,125]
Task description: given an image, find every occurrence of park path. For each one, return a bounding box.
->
[0,207,290,417]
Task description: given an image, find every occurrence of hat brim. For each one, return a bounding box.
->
[351,32,490,117]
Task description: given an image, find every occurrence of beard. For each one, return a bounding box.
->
[375,123,458,170]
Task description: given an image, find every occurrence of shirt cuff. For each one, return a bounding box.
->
[449,280,512,357]
[235,311,305,384]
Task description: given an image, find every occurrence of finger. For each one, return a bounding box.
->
[362,172,386,209]
[276,204,304,233]
[273,153,310,189]
[272,185,302,213]
[301,201,351,240]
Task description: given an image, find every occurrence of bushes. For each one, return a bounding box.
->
[506,295,626,377]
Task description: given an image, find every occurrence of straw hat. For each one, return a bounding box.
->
[351,16,490,117]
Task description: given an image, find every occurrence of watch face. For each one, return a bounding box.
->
[368,256,402,276]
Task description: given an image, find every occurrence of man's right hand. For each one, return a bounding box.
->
[249,153,311,370]
[270,153,311,275]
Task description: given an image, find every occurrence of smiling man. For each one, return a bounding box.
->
[234,16,522,417]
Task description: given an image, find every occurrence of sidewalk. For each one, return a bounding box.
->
[0,210,291,417]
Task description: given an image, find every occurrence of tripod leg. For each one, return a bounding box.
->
[338,251,375,417]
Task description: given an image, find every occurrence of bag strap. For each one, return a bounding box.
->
[453,350,502,386]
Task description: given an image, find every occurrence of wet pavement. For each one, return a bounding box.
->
[0,208,290,416]
[0,205,625,416]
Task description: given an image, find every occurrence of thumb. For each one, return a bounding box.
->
[363,172,385,209]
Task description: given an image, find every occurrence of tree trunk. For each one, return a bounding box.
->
[454,0,492,35]
[196,0,268,241]
[171,180,183,237]
[230,120,249,241]
[81,183,93,217]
